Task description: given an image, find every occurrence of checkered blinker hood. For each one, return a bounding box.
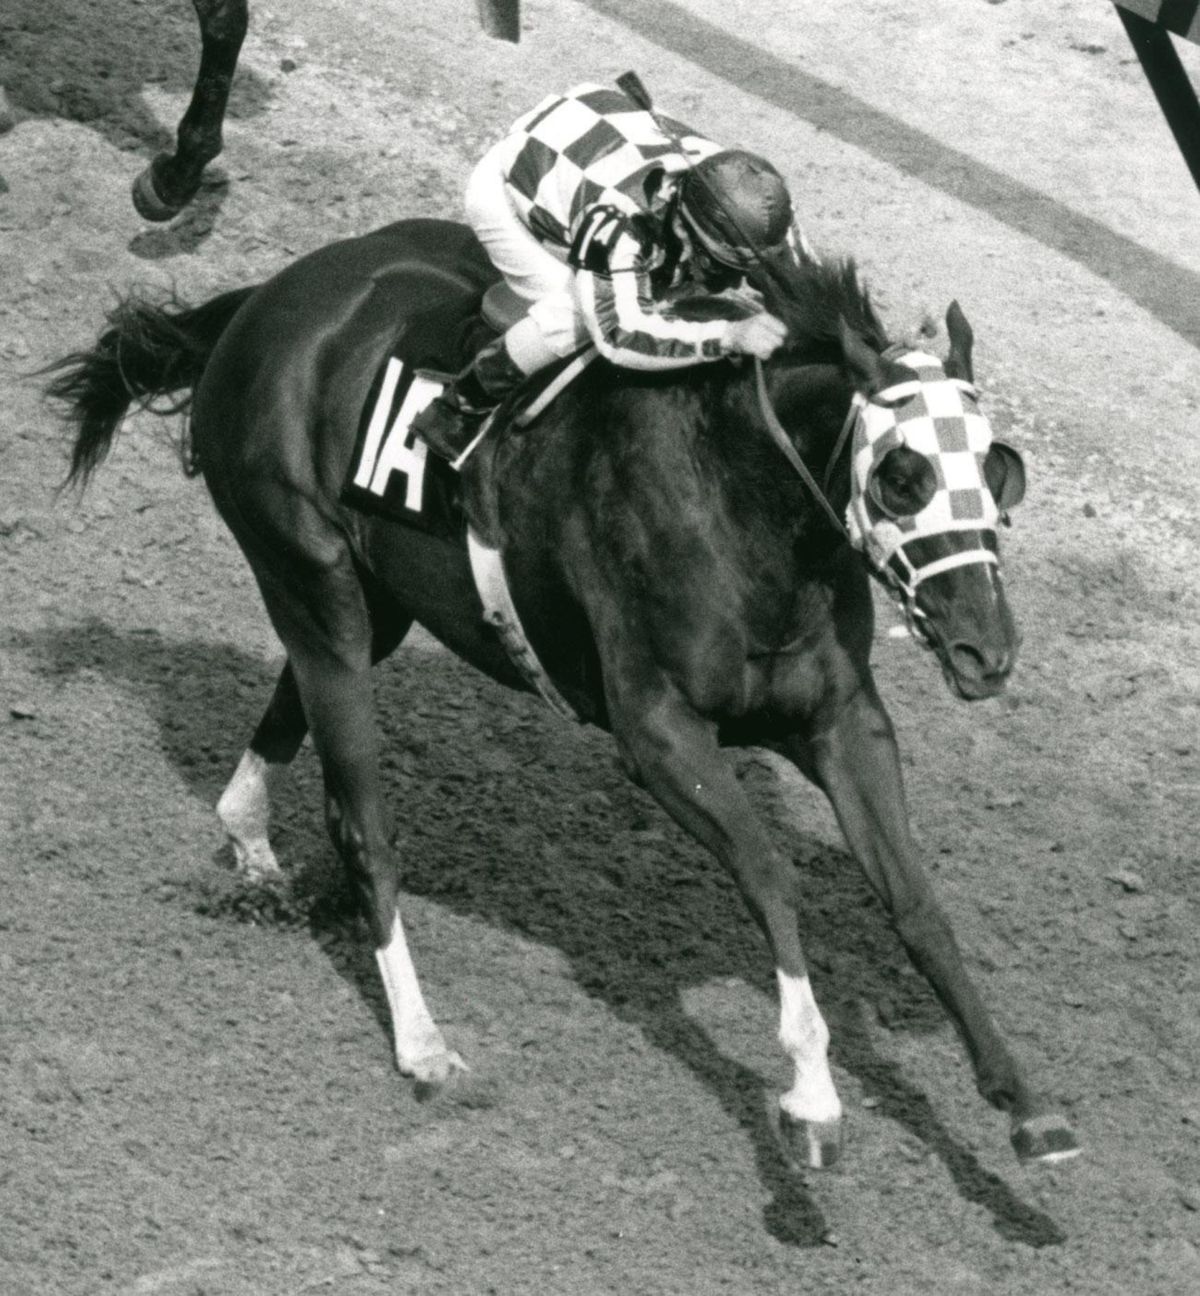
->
[845,350,1004,601]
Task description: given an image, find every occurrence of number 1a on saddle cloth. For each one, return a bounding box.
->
[344,285,591,535]
[341,292,495,535]
[343,355,462,536]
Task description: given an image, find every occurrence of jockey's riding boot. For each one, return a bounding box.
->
[412,337,527,466]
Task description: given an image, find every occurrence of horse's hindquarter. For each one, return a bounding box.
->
[196,218,496,497]
[191,218,553,690]
[194,219,494,560]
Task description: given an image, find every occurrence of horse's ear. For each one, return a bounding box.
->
[838,316,887,392]
[945,300,974,382]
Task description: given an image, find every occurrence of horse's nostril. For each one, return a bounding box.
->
[948,641,1009,681]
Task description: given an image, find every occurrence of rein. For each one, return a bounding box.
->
[752,357,853,539]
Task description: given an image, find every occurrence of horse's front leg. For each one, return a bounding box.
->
[605,662,842,1169]
[785,684,1079,1164]
[133,0,249,220]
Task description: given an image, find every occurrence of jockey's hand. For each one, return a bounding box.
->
[722,312,788,360]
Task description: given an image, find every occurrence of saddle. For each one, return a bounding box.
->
[340,281,589,722]
[342,281,591,547]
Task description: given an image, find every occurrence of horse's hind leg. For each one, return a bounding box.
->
[241,547,463,1086]
[217,662,306,880]
[132,0,249,220]
[218,595,413,880]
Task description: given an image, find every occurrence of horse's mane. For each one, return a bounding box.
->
[624,256,887,528]
[753,254,890,357]
[665,253,888,362]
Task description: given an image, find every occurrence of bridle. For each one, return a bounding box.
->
[608,73,1004,638]
[752,352,1003,639]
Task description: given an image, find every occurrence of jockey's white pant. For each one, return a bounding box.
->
[464,138,590,375]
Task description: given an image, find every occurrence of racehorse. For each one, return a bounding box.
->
[132,0,521,220]
[46,216,1079,1173]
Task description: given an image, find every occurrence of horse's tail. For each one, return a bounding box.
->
[46,285,257,489]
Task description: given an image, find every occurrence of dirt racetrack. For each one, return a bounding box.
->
[3,2,1200,1293]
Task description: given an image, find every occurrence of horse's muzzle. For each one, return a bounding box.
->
[938,636,1018,700]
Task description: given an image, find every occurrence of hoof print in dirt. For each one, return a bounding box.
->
[191,876,309,929]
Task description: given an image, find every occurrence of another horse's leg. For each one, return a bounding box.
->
[217,596,413,880]
[247,551,464,1086]
[785,685,1079,1164]
[132,0,249,221]
[604,655,842,1169]
[477,0,521,42]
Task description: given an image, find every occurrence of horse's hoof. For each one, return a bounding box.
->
[1011,1113,1081,1164]
[406,1048,471,1100]
[231,841,283,881]
[132,158,186,222]
[779,1110,842,1170]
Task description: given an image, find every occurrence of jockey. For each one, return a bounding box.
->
[413,80,807,462]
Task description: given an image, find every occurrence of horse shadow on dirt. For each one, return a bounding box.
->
[0,0,268,244]
[21,616,1066,1250]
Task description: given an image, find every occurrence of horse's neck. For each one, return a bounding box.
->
[552,357,853,535]
[730,357,854,484]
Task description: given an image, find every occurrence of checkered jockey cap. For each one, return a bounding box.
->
[845,350,999,589]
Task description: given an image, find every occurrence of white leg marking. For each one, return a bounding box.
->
[777,971,842,1123]
[216,750,282,880]
[375,912,468,1084]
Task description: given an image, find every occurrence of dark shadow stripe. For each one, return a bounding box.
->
[580,0,1200,346]
[1157,1,1200,41]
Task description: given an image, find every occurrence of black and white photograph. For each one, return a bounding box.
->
[1,2,1198,1292]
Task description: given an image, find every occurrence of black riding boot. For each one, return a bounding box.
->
[412,337,527,465]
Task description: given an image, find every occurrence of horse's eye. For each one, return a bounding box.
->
[868,446,937,518]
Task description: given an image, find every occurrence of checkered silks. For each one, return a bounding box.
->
[505,84,722,248]
[845,350,1000,576]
